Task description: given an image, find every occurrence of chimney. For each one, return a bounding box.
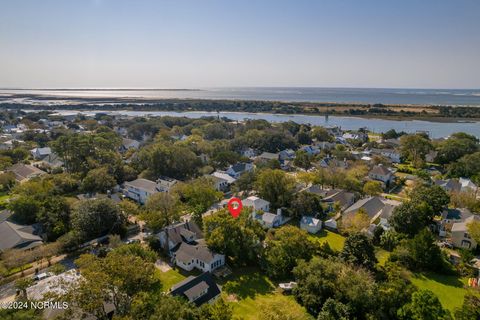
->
[277,208,282,216]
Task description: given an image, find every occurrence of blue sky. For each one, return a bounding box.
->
[1,0,479,88]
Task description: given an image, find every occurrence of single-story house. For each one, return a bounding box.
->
[304,186,355,212]
[0,221,43,252]
[170,272,221,306]
[343,196,401,225]
[300,216,322,234]
[319,157,348,169]
[321,189,356,212]
[7,163,46,183]
[255,152,280,163]
[370,148,401,163]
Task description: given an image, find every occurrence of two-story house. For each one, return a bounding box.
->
[452,215,479,250]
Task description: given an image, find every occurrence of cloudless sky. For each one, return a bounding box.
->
[1,0,479,89]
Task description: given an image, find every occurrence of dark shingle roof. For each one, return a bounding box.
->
[171,272,221,306]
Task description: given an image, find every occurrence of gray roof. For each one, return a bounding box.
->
[184,281,209,300]
[301,216,321,227]
[175,242,218,264]
[258,152,279,160]
[8,163,46,182]
[369,165,392,176]
[435,179,462,193]
[261,212,278,224]
[164,221,203,249]
[0,221,43,251]
[322,190,355,208]
[344,197,386,219]
[125,178,158,193]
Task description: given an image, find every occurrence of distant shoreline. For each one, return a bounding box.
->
[3,94,480,122]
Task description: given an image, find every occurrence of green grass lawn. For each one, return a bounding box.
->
[155,268,187,291]
[219,267,311,320]
[308,229,345,251]
[0,193,10,209]
[410,272,469,312]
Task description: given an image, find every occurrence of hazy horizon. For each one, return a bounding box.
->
[1,0,480,89]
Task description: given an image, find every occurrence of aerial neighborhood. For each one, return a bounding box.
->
[0,109,479,319]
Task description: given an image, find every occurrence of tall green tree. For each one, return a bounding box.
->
[204,209,265,266]
[142,192,181,232]
[71,198,126,241]
[262,226,315,279]
[397,289,450,320]
[255,169,295,209]
[340,233,377,270]
[399,134,433,168]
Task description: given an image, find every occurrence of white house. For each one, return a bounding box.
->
[368,165,394,185]
[173,241,225,272]
[300,216,322,234]
[124,178,158,204]
[370,148,401,163]
[252,209,286,228]
[210,171,236,191]
[226,162,254,179]
[243,196,270,213]
[452,215,479,250]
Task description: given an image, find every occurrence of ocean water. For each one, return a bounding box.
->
[2,87,480,106]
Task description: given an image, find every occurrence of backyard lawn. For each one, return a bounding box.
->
[155,268,187,291]
[410,272,469,312]
[308,229,345,251]
[219,267,311,320]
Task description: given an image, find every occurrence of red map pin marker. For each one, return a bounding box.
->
[227,197,243,218]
